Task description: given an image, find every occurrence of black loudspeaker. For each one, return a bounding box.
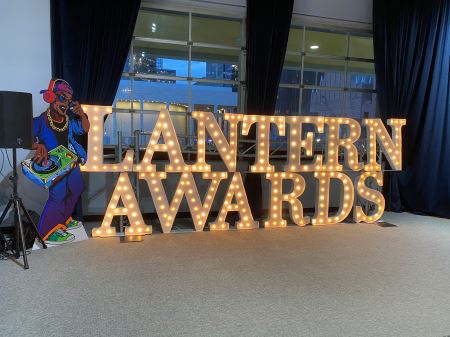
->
[0,91,33,149]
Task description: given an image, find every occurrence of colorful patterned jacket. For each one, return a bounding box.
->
[32,112,87,164]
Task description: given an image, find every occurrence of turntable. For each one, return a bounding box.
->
[22,145,78,189]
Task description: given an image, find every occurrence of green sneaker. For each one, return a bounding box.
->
[45,229,75,245]
[66,219,82,230]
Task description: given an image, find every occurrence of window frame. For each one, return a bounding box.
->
[278,25,376,118]
[110,8,245,145]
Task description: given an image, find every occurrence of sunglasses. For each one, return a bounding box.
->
[57,94,71,103]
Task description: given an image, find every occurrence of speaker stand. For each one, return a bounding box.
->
[0,148,46,269]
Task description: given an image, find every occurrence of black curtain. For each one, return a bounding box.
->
[51,0,140,104]
[51,0,140,220]
[373,0,450,217]
[246,0,294,116]
[244,0,294,217]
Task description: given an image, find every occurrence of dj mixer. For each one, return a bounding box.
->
[22,145,78,189]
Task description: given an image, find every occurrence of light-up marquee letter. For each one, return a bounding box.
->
[92,172,150,237]
[264,173,309,227]
[134,109,187,172]
[312,172,354,225]
[323,117,362,171]
[353,171,385,223]
[210,172,258,230]
[285,116,324,172]
[364,118,406,171]
[81,105,134,172]
[241,115,285,173]
[191,111,242,172]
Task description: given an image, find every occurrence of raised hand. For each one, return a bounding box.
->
[71,101,85,117]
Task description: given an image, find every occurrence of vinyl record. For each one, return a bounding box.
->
[31,155,60,174]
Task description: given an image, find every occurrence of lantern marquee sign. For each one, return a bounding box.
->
[80,105,406,237]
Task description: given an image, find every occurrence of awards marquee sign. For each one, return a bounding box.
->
[79,105,406,237]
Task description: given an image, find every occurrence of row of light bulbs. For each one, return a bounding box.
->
[80,106,406,174]
[93,169,385,237]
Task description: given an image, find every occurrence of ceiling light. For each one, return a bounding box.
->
[310,45,319,50]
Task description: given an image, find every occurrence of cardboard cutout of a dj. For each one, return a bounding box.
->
[26,79,90,245]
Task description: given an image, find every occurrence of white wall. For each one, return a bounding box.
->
[0,0,51,117]
[0,0,52,212]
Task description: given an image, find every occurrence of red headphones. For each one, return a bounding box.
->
[41,78,70,103]
[42,79,57,103]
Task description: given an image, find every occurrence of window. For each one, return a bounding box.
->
[109,9,244,145]
[276,27,376,120]
[110,11,375,155]
[274,26,376,149]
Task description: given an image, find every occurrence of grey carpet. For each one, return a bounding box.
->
[1,212,450,337]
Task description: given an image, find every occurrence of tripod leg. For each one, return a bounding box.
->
[12,200,21,259]
[18,199,47,249]
[14,199,29,269]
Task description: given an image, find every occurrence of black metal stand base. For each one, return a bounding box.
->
[0,148,47,269]
[0,195,47,269]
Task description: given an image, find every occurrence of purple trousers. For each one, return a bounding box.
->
[38,165,84,238]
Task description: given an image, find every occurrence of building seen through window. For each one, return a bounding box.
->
[107,9,241,145]
[110,9,375,152]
